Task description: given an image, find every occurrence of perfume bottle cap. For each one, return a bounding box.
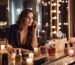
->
[70,43,73,47]
[16,49,21,55]
[65,44,68,48]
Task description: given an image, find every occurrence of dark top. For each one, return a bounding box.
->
[8,24,33,51]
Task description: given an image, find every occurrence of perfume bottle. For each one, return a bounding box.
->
[47,43,55,56]
[68,42,74,57]
[2,52,8,65]
[15,49,22,65]
[64,43,68,55]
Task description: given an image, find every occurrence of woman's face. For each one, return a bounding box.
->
[24,12,34,26]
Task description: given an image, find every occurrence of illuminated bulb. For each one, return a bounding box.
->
[51,26,56,28]
[58,4,61,7]
[52,3,57,6]
[41,1,44,4]
[58,27,61,30]
[52,17,57,19]
[58,23,62,25]
[53,31,57,34]
[58,11,61,13]
[64,23,66,25]
[65,23,68,25]
[66,1,68,3]
[44,3,47,6]
[64,23,68,25]
[42,30,45,32]
[51,10,56,13]
[62,1,65,3]
[48,1,50,4]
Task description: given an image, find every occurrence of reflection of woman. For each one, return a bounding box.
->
[8,9,38,51]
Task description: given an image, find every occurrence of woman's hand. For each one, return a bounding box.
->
[32,21,38,31]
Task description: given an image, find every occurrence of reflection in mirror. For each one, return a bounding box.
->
[0,0,8,26]
[58,0,68,38]
[0,0,69,43]
[0,0,9,39]
[36,0,69,46]
[8,0,36,25]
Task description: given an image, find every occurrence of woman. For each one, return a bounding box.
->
[8,9,38,51]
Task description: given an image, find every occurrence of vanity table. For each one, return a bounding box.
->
[42,56,75,65]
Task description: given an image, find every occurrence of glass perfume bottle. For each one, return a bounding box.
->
[64,43,68,55]
[15,49,22,65]
[68,42,74,57]
[2,52,8,65]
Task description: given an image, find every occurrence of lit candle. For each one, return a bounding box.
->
[1,45,5,52]
[12,53,16,60]
[26,58,33,65]
[9,53,16,65]
[34,47,39,53]
[29,53,34,59]
[68,49,74,56]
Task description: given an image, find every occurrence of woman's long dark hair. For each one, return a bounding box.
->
[16,9,34,31]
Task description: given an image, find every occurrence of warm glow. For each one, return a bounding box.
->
[58,11,61,13]
[52,3,57,6]
[64,23,68,25]
[58,27,61,30]
[51,26,56,28]
[34,47,39,53]
[48,1,50,4]
[43,3,47,6]
[51,10,56,13]
[1,45,5,51]
[26,58,33,65]
[53,31,57,34]
[68,49,74,56]
[29,53,34,59]
[62,1,65,3]
[52,16,57,19]
[58,23,62,25]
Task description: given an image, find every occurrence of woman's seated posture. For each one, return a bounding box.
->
[8,9,38,51]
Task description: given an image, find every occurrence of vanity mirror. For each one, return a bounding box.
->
[0,0,73,40]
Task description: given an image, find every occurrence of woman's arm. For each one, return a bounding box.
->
[31,21,38,48]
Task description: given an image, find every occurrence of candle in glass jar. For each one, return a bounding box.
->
[29,53,34,59]
[9,53,16,65]
[26,58,33,65]
[1,45,5,53]
[68,49,74,56]
[34,47,39,53]
[1,45,5,50]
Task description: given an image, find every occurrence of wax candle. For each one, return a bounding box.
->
[26,58,33,65]
[68,49,74,57]
[9,53,16,65]
[1,45,5,51]
[34,47,39,53]
[29,52,34,59]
